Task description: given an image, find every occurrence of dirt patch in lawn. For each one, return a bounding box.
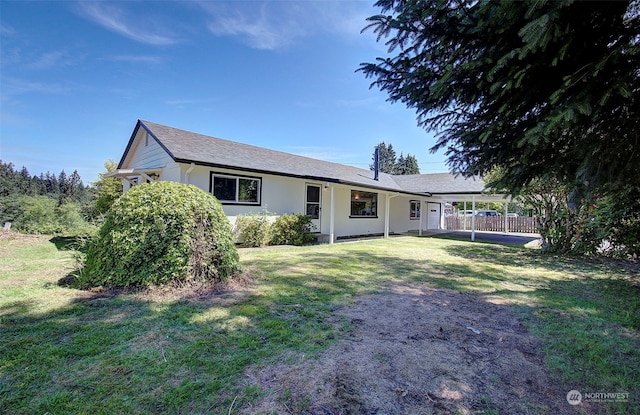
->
[242,285,598,415]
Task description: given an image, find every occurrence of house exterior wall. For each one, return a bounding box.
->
[175,163,324,229]
[329,185,387,238]
[170,163,417,238]
[389,196,422,233]
[120,152,443,238]
[128,130,173,170]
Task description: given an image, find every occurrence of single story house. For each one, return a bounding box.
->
[109,120,504,243]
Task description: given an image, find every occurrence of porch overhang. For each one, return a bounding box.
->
[106,168,162,185]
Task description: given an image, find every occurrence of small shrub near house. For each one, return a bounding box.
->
[233,212,272,247]
[233,212,316,247]
[270,213,316,246]
[79,182,239,288]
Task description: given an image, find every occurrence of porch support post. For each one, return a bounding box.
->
[471,195,476,241]
[504,202,509,233]
[463,200,467,230]
[329,185,335,244]
[419,199,424,236]
[384,193,399,239]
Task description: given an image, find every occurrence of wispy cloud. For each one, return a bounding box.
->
[200,1,372,50]
[336,97,381,108]
[4,78,69,95]
[106,55,164,64]
[28,50,82,70]
[75,2,179,45]
[164,97,219,110]
[1,23,16,36]
[204,3,301,50]
[283,145,361,162]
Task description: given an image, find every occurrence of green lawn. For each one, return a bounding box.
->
[1,234,638,414]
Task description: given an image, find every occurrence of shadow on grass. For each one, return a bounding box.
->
[3,239,640,414]
[49,236,90,253]
[1,258,353,415]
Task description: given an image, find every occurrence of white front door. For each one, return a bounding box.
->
[427,203,441,230]
[305,184,321,233]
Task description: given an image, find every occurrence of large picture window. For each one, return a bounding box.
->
[350,190,378,217]
[410,200,421,220]
[211,173,261,204]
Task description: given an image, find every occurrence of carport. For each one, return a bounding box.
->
[393,173,514,242]
[429,193,514,242]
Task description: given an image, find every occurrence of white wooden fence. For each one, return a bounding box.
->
[445,216,539,233]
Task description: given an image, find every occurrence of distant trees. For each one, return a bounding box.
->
[0,160,97,235]
[0,161,88,203]
[370,142,420,175]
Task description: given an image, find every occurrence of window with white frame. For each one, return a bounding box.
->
[410,200,421,220]
[211,173,261,204]
[350,190,378,217]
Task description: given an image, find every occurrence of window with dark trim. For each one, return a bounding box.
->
[350,190,378,217]
[211,172,261,204]
[410,200,421,220]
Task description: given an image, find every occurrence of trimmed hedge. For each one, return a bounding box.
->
[233,212,315,247]
[270,214,316,246]
[79,182,239,287]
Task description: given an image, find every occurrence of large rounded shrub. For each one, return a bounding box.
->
[79,181,239,287]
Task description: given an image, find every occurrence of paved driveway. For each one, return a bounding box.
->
[425,230,541,247]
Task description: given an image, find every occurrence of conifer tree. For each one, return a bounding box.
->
[360,0,640,193]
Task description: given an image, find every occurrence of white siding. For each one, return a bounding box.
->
[124,130,172,170]
[329,186,386,238]
[122,154,445,238]
[389,195,423,233]
[176,164,315,223]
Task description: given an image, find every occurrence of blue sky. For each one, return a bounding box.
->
[1,1,448,184]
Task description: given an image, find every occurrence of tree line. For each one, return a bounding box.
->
[1,161,88,203]
[370,142,420,175]
[0,160,121,235]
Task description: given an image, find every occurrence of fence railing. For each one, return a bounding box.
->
[445,216,539,233]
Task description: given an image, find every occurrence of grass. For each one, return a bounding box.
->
[1,233,639,414]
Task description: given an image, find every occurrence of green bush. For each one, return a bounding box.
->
[79,182,239,288]
[269,214,316,246]
[0,195,95,235]
[233,213,272,247]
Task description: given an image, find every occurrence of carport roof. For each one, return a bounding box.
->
[391,173,486,194]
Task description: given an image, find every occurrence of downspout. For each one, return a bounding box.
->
[384,193,399,238]
[185,163,195,185]
[328,184,335,244]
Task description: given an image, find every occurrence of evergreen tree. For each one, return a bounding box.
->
[370,143,420,175]
[360,0,640,193]
[395,153,420,175]
[44,172,58,195]
[370,142,397,174]
[58,170,68,200]
[0,161,17,196]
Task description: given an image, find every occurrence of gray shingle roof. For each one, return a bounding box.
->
[391,173,487,194]
[123,120,486,196]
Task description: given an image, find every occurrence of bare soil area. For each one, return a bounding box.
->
[242,284,592,415]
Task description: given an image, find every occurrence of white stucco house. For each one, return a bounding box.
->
[109,120,495,243]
